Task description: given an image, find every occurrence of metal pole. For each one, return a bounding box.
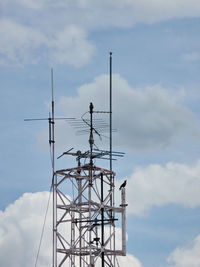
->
[51,68,56,267]
[109,52,112,186]
[121,188,127,255]
[109,52,116,266]
[77,157,82,267]
[101,173,105,267]
[89,103,94,266]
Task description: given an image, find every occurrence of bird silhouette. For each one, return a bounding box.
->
[119,180,127,190]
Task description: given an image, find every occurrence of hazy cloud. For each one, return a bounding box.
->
[3,0,200,25]
[1,1,200,66]
[0,18,94,67]
[0,19,47,66]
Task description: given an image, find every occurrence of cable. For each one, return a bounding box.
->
[34,187,52,267]
[35,145,54,267]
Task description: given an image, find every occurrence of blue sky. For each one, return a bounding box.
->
[1,1,200,267]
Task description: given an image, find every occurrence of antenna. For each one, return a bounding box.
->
[26,57,127,267]
[24,69,75,267]
[53,101,127,267]
[51,68,56,267]
[51,67,55,167]
[109,52,115,266]
[110,52,113,177]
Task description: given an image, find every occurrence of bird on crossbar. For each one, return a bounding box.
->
[119,180,127,190]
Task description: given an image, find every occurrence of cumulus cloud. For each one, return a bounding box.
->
[0,192,52,267]
[43,74,198,152]
[166,234,200,267]
[115,159,200,216]
[0,191,142,267]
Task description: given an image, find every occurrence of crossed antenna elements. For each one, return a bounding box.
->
[52,102,127,267]
[24,116,75,145]
[57,104,124,163]
[25,102,127,267]
[25,54,127,267]
[69,112,117,138]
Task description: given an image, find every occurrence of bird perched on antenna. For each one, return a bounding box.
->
[119,180,127,190]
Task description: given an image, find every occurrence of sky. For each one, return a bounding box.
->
[1,1,200,266]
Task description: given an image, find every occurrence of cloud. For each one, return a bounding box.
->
[4,0,200,25]
[0,192,52,267]
[72,0,200,28]
[118,253,143,267]
[166,234,200,267]
[0,19,47,66]
[1,0,200,66]
[0,191,142,267]
[115,159,200,216]
[48,25,95,67]
[45,74,198,152]
[0,18,95,67]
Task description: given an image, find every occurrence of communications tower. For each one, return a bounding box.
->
[51,54,127,267]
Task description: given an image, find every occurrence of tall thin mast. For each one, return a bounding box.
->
[51,68,56,267]
[109,52,112,179]
[51,68,55,176]
[110,52,116,267]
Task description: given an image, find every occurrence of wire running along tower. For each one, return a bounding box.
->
[30,54,127,267]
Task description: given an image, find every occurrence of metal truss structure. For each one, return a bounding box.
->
[25,55,127,267]
[52,102,127,267]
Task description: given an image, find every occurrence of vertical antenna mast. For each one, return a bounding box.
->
[51,68,55,172]
[109,52,115,266]
[48,56,127,267]
[51,68,56,267]
[109,52,112,179]
[51,68,55,171]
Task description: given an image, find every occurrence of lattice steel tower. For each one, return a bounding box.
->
[51,54,127,267]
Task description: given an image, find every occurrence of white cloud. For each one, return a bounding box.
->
[118,253,143,267]
[116,159,200,216]
[0,19,47,66]
[72,0,200,28]
[0,192,52,267]
[1,0,200,66]
[48,25,95,67]
[166,234,200,267]
[0,18,94,67]
[0,191,142,267]
[47,74,198,152]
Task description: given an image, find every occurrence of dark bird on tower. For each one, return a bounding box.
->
[119,180,127,190]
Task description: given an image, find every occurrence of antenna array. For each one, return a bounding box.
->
[25,55,127,267]
[53,102,127,267]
